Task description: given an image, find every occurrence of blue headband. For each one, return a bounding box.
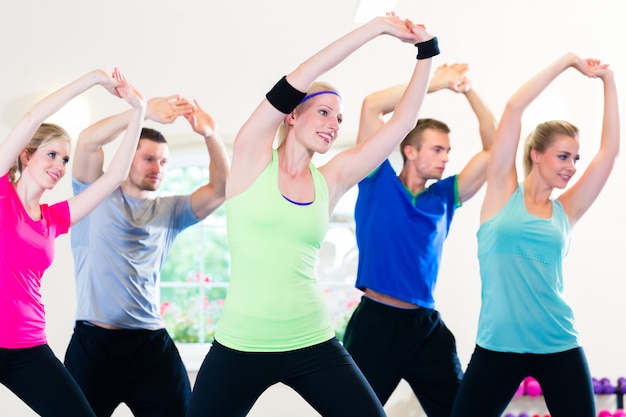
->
[299,90,342,104]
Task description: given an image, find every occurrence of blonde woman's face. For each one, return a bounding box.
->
[534,134,579,189]
[292,94,343,153]
[25,139,70,189]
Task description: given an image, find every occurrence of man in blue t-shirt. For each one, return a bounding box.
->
[63,96,229,417]
[343,63,495,417]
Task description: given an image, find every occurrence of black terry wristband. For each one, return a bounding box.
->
[265,76,307,114]
[415,37,440,60]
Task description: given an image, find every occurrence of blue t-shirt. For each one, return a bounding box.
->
[476,184,580,353]
[354,160,459,308]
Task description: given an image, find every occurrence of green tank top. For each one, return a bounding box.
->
[215,150,335,351]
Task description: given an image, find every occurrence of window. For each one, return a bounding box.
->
[159,148,362,355]
[159,164,228,344]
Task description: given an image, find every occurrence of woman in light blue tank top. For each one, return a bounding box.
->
[450,54,620,417]
[186,13,440,417]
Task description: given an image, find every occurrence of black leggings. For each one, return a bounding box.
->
[0,344,96,417]
[186,338,386,417]
[450,345,595,417]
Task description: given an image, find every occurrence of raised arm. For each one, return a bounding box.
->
[558,64,619,226]
[67,73,147,224]
[184,99,230,220]
[480,53,598,223]
[455,76,497,203]
[0,69,121,177]
[227,13,420,199]
[73,95,193,183]
[321,24,437,210]
[356,84,407,145]
[356,63,468,145]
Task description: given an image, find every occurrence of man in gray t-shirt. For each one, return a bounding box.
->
[64,96,229,417]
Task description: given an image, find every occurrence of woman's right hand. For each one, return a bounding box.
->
[90,68,123,97]
[571,54,609,78]
[408,19,434,44]
[111,68,146,109]
[374,12,421,44]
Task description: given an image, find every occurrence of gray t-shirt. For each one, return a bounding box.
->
[71,178,200,330]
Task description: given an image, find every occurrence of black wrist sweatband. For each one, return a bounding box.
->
[415,37,440,60]
[265,76,307,114]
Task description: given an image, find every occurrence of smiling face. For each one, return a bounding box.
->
[532,134,579,189]
[13,123,72,188]
[523,121,580,188]
[290,92,343,154]
[22,139,71,190]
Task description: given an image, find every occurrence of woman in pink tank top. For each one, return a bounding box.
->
[0,68,146,416]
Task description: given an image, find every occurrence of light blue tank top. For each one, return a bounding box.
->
[476,184,580,353]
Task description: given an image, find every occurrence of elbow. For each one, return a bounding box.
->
[504,99,524,115]
[360,95,378,115]
[389,112,418,137]
[208,177,227,201]
[480,129,496,151]
[216,181,227,200]
[231,136,248,157]
[499,100,526,125]
[612,144,620,160]
[211,167,229,199]
[20,111,42,131]
[360,93,393,119]
[604,132,620,160]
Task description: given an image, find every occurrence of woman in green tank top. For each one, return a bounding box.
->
[187,12,440,417]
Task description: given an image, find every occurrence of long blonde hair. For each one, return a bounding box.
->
[275,81,342,147]
[522,120,579,177]
[9,123,71,183]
